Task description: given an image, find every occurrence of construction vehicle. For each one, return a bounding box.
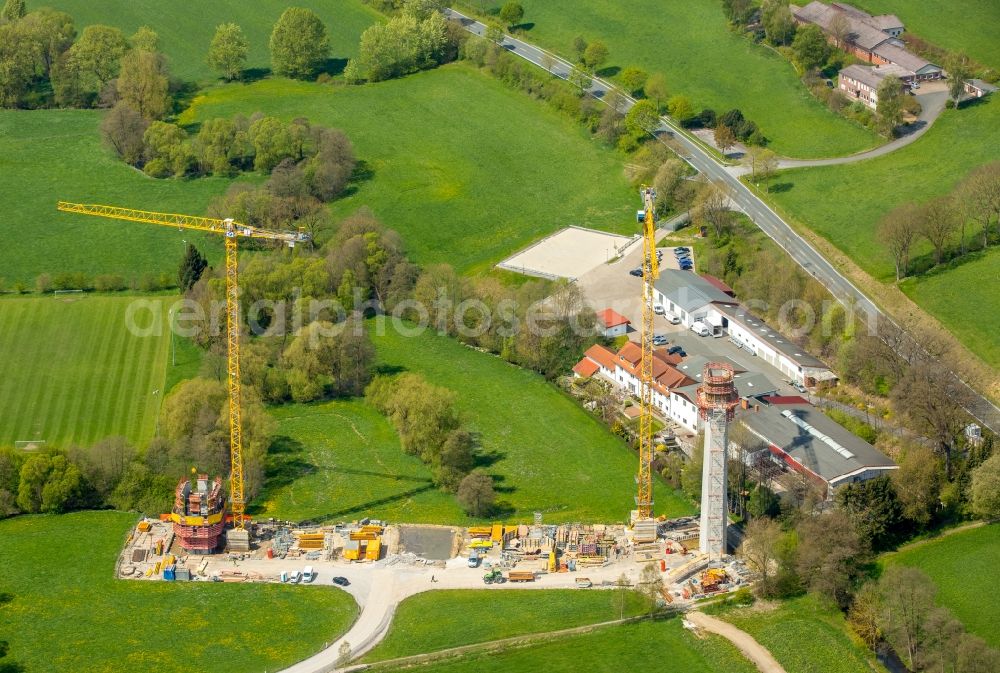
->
[483,568,505,584]
[56,202,308,532]
[634,187,659,521]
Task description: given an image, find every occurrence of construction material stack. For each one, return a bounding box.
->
[170,474,226,554]
[343,524,383,561]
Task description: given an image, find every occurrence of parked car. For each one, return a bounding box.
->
[652,334,668,346]
[288,570,302,584]
[691,321,711,337]
[629,267,643,277]
[679,262,694,271]
[792,381,808,394]
[654,304,665,315]
[332,576,350,587]
[668,345,686,356]
[302,566,316,583]
[674,247,690,253]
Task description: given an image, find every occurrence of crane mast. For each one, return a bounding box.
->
[56,201,307,530]
[636,186,659,520]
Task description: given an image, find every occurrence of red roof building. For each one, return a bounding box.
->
[700,273,736,298]
[596,308,631,337]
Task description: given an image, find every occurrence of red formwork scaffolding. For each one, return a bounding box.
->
[171,474,226,554]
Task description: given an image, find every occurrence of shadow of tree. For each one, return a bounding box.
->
[241,67,272,83]
[298,483,438,524]
[769,182,794,193]
[319,58,349,77]
[596,65,621,78]
[513,22,535,31]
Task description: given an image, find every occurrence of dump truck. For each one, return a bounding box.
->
[507,570,535,583]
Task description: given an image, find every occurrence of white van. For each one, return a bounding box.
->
[691,321,710,337]
[288,570,301,584]
[664,311,682,325]
[302,566,316,583]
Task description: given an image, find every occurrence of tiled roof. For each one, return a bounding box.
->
[597,308,630,328]
[583,344,618,371]
[573,359,600,377]
[873,43,939,72]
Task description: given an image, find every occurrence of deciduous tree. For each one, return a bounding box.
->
[581,40,608,72]
[620,65,648,96]
[67,24,128,90]
[130,25,159,52]
[738,516,782,596]
[795,509,864,607]
[457,470,495,517]
[270,7,329,79]
[714,123,737,155]
[100,101,148,165]
[624,99,659,135]
[791,24,829,71]
[117,48,170,119]
[645,72,667,111]
[877,202,920,280]
[970,453,1000,519]
[666,94,694,124]
[917,194,959,265]
[1,0,24,22]
[498,1,524,29]
[762,0,796,46]
[208,23,249,81]
[892,445,941,527]
[876,75,905,137]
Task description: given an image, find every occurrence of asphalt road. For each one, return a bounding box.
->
[444,8,1000,432]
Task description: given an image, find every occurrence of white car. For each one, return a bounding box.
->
[691,321,711,337]
[654,305,665,315]
[302,566,316,583]
[288,570,302,584]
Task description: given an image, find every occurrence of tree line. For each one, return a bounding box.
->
[367,372,497,516]
[879,161,1000,280]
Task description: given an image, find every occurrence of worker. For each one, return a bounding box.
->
[430,574,436,583]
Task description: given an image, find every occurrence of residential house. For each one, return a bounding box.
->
[596,308,630,338]
[736,395,897,497]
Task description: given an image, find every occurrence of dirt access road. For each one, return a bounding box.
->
[687,612,787,673]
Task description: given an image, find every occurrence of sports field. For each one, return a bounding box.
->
[364,589,651,661]
[374,616,757,673]
[259,324,694,524]
[180,64,637,274]
[0,511,358,673]
[884,523,1000,647]
[770,98,1000,366]
[0,295,170,448]
[862,0,1000,69]
[721,595,879,673]
[27,0,381,83]
[487,0,879,159]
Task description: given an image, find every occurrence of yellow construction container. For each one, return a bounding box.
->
[491,523,503,542]
[349,531,379,541]
[365,537,382,561]
[468,526,492,538]
[343,539,361,560]
[360,524,384,534]
[137,521,151,532]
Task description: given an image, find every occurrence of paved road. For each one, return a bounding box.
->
[444,8,1000,432]
[687,612,787,673]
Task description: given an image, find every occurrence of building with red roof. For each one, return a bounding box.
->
[596,308,631,337]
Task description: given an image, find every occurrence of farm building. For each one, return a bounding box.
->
[596,308,631,337]
[792,1,940,79]
[735,395,896,496]
[963,79,998,99]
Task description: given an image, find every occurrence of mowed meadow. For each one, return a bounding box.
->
[27,0,382,82]
[0,511,358,673]
[179,64,637,273]
[475,0,879,159]
[769,97,1000,368]
[259,325,696,524]
[0,296,170,448]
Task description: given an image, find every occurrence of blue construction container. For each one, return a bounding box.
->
[163,564,176,581]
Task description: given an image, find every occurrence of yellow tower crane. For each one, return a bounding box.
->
[56,202,308,530]
[635,186,659,521]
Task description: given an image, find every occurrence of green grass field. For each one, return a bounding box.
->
[899,250,1000,368]
[884,524,1000,647]
[374,616,758,672]
[0,295,171,448]
[769,98,1000,366]
[0,511,357,673]
[259,325,694,524]
[0,109,238,286]
[721,595,880,673]
[180,64,637,274]
[475,0,879,159]
[861,0,1000,69]
[27,0,381,83]
[364,589,651,661]
[258,399,465,523]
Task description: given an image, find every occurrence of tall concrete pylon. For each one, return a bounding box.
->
[697,363,739,559]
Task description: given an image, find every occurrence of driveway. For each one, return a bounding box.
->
[777,82,949,170]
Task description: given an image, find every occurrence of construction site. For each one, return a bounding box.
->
[110,187,750,609]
